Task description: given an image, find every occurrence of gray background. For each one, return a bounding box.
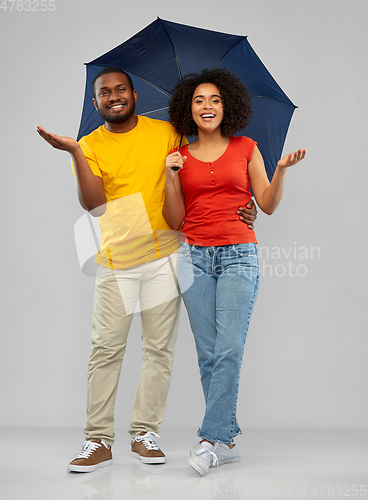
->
[0,0,367,432]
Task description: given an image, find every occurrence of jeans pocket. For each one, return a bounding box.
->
[231,243,258,258]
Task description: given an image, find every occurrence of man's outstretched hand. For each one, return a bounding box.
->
[237,199,257,230]
[37,126,79,154]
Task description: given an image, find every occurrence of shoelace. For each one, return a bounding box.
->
[134,432,161,451]
[196,446,219,467]
[75,440,102,459]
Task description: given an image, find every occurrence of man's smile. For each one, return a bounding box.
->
[107,102,127,110]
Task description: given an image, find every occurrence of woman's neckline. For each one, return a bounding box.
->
[185,137,232,164]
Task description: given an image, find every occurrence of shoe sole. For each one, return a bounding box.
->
[130,451,166,464]
[188,457,207,476]
[67,458,113,473]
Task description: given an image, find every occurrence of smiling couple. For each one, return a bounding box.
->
[37,66,305,477]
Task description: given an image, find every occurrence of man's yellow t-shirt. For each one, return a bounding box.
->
[73,116,186,270]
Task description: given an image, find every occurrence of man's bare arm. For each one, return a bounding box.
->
[37,126,106,216]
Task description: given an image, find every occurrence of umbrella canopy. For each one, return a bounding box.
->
[77,18,296,181]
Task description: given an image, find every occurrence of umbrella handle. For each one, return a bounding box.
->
[171,135,183,171]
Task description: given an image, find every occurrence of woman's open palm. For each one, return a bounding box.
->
[277,149,306,169]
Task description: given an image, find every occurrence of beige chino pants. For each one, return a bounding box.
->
[84,253,180,446]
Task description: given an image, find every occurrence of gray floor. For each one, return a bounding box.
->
[1,427,367,499]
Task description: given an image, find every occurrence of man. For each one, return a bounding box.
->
[37,66,257,473]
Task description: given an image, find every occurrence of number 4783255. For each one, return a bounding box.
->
[0,0,56,11]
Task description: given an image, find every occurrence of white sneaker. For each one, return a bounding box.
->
[188,441,218,476]
[190,440,240,468]
[214,442,240,466]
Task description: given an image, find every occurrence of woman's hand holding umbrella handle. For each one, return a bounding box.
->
[165,152,187,177]
[164,152,186,230]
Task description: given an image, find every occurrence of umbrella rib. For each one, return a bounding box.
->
[158,17,183,80]
[139,107,169,116]
[213,38,297,108]
[213,36,247,69]
[251,95,297,108]
[131,74,172,96]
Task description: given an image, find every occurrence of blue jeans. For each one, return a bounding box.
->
[177,242,260,444]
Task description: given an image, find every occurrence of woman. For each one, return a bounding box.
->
[163,69,305,476]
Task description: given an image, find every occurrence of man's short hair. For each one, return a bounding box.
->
[92,67,135,98]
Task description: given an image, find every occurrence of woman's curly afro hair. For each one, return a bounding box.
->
[169,68,252,137]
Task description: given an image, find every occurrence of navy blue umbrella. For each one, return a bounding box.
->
[77,18,296,181]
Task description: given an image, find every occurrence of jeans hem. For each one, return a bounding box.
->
[197,428,243,445]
